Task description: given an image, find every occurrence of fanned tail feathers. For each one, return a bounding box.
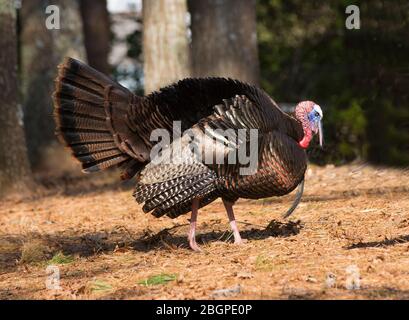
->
[53,57,147,178]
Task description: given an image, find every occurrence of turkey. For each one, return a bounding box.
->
[53,57,323,251]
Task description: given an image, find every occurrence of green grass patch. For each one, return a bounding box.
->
[255,254,274,271]
[89,280,113,293]
[48,252,75,265]
[138,273,177,286]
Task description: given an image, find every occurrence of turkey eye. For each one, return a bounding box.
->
[315,112,320,117]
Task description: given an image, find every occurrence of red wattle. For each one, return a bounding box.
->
[299,131,312,149]
[299,137,309,149]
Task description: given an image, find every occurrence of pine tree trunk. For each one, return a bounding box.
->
[80,0,111,75]
[21,0,85,167]
[189,0,260,85]
[143,0,191,93]
[0,0,33,197]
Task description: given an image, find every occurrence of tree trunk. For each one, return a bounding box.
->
[80,0,111,75]
[0,0,33,197]
[189,0,260,85]
[143,0,191,93]
[21,0,85,167]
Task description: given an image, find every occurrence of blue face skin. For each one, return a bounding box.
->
[308,109,321,128]
[308,109,323,147]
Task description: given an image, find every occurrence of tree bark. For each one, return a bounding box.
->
[0,0,33,197]
[80,0,111,75]
[189,0,260,85]
[21,0,86,167]
[143,0,191,93]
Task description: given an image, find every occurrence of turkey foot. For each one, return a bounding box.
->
[188,198,202,251]
[223,199,244,245]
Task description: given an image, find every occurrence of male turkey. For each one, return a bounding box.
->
[53,57,323,251]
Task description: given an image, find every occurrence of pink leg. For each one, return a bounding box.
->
[188,198,201,251]
[223,199,243,245]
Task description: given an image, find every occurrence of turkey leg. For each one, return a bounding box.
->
[223,199,243,244]
[188,198,201,251]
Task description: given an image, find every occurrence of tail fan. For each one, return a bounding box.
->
[53,57,149,179]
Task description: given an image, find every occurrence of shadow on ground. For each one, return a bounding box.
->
[279,286,409,300]
[347,234,409,249]
[0,220,302,274]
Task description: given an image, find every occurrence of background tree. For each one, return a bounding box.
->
[80,0,111,75]
[21,0,86,167]
[0,0,33,196]
[189,0,260,85]
[142,0,191,93]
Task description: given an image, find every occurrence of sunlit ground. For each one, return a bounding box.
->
[1,148,409,299]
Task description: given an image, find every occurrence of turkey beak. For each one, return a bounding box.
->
[318,120,323,147]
